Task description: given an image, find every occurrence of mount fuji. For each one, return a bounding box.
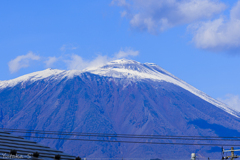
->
[0,59,240,159]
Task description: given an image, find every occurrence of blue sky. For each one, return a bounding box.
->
[1,0,240,110]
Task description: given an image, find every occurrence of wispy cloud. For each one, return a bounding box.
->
[87,55,110,70]
[64,48,139,70]
[8,52,40,73]
[112,0,226,34]
[115,48,139,58]
[8,48,139,73]
[45,56,58,68]
[64,54,110,70]
[189,1,240,51]
[64,54,86,70]
[60,44,78,52]
[111,0,130,7]
[218,94,240,112]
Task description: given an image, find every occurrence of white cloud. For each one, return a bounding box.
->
[112,0,226,33]
[60,45,66,52]
[64,54,110,70]
[8,48,139,73]
[64,48,139,70]
[64,54,86,70]
[8,52,40,73]
[115,48,139,58]
[111,0,130,7]
[189,1,240,51]
[45,57,58,68]
[87,55,110,70]
[60,44,78,52]
[218,94,240,112]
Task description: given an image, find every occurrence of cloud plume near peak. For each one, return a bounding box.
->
[64,54,110,70]
[65,48,139,70]
[112,0,226,34]
[115,48,139,58]
[8,52,40,73]
[45,57,58,68]
[8,48,139,73]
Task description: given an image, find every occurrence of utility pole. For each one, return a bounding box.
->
[232,147,235,159]
[222,147,240,160]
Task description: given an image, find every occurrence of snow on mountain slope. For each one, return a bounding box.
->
[88,59,240,118]
[0,59,238,117]
[0,69,66,89]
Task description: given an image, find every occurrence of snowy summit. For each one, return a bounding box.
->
[0,59,239,117]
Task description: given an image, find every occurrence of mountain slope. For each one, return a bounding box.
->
[0,59,240,159]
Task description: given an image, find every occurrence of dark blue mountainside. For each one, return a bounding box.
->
[0,59,240,159]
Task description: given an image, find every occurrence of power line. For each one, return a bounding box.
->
[5,130,240,142]
[2,128,240,146]
[2,128,240,139]
[14,136,240,146]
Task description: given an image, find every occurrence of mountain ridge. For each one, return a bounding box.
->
[1,59,240,158]
[1,59,238,117]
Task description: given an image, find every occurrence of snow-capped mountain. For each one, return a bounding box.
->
[0,59,240,159]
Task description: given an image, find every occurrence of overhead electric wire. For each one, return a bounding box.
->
[2,128,240,139]
[5,130,240,142]
[2,128,240,147]
[10,136,240,147]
